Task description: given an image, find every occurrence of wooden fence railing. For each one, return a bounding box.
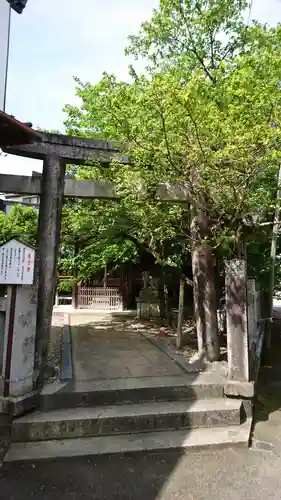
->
[77,286,123,310]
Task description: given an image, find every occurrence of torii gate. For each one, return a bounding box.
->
[1,132,189,388]
[0,130,259,405]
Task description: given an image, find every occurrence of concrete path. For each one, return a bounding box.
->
[71,322,185,382]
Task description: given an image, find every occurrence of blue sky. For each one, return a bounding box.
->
[1,0,280,175]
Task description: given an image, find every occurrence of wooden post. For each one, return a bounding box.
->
[192,247,205,353]
[176,275,185,349]
[267,163,281,350]
[34,154,65,388]
[225,259,249,381]
[71,242,79,309]
[103,264,108,288]
[72,282,78,309]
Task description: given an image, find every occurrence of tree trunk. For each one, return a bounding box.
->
[204,247,220,361]
[176,275,185,349]
[158,268,166,319]
[190,204,220,361]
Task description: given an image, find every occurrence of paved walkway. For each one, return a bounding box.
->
[1,441,281,500]
[71,319,186,382]
[68,311,227,383]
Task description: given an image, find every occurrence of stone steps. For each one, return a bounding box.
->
[11,398,243,443]
[5,421,251,462]
[5,374,252,461]
[39,374,226,411]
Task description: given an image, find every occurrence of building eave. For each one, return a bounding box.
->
[6,0,28,14]
[0,110,42,147]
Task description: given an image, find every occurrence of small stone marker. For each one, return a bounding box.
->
[0,239,38,399]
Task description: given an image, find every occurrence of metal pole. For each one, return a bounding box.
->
[3,5,11,112]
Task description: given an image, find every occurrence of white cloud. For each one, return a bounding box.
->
[251,0,281,25]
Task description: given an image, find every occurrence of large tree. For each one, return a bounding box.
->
[64,1,281,359]
[0,204,38,246]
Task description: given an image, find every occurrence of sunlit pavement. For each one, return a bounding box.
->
[1,444,281,500]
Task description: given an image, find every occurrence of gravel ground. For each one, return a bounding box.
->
[45,315,64,383]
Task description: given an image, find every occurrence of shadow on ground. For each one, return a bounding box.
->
[256,320,281,419]
[251,319,281,451]
[69,311,228,377]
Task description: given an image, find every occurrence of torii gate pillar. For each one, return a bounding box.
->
[34,154,65,388]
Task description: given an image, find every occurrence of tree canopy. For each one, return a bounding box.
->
[2,1,281,302]
[63,0,281,277]
[0,204,38,247]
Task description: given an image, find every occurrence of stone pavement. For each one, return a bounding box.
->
[71,322,186,382]
[1,443,281,500]
[68,311,227,383]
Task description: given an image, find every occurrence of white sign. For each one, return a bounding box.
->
[0,0,11,111]
[0,239,35,285]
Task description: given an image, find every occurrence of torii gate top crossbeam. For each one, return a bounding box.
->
[4,132,131,165]
[2,132,190,202]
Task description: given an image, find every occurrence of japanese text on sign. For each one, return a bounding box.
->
[0,239,35,285]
